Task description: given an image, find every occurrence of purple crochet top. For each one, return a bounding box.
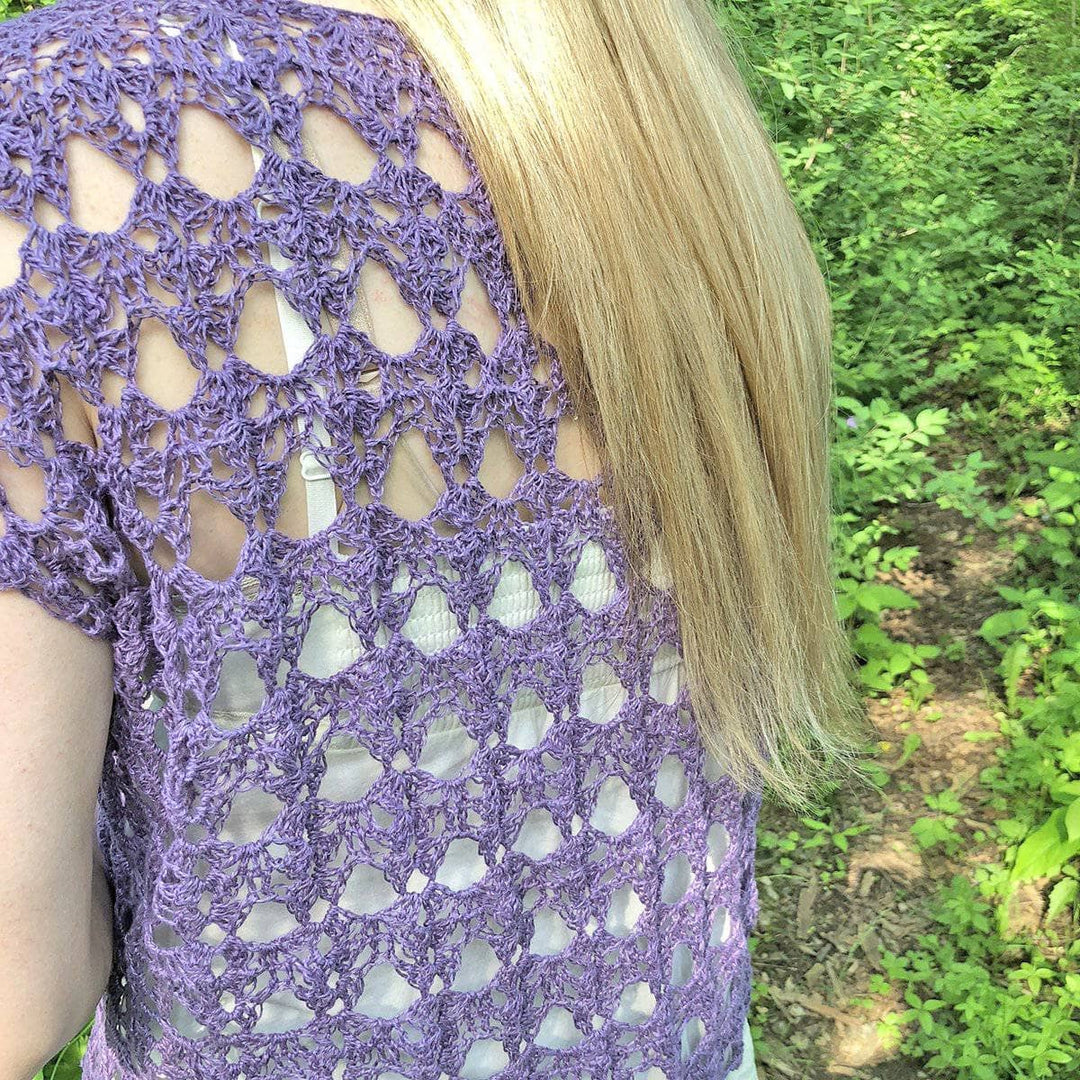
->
[0,0,762,1076]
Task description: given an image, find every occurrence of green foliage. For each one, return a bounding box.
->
[29,1025,89,1080]
[717,0,1080,1073]
[911,788,965,856]
[872,879,1080,1078]
[859,424,1080,1071]
[758,808,872,886]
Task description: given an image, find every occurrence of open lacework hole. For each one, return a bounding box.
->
[0,215,31,289]
[299,103,379,185]
[175,103,257,201]
[578,657,629,726]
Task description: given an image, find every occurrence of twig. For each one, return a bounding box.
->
[765,983,866,1025]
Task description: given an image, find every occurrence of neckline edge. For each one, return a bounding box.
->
[268,0,404,37]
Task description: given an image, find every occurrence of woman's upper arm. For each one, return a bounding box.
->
[0,586,115,1070]
[0,43,131,1059]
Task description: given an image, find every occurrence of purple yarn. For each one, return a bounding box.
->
[0,0,762,1075]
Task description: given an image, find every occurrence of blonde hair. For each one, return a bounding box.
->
[376,0,875,811]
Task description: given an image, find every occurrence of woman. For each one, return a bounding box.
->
[0,0,871,1077]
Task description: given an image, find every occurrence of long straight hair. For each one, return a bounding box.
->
[372,0,875,811]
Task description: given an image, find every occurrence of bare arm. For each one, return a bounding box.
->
[0,30,122,1079]
[0,588,116,1080]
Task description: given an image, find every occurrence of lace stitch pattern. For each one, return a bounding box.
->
[0,0,762,1076]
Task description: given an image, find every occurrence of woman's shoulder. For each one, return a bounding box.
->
[0,0,129,69]
[0,0,415,192]
[0,0,147,123]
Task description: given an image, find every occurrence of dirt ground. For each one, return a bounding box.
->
[748,499,1033,1078]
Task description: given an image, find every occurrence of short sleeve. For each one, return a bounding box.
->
[0,15,134,643]
[0,299,130,643]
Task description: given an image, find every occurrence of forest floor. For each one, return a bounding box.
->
[748,497,1039,1079]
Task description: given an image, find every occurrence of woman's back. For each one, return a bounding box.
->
[0,0,762,1076]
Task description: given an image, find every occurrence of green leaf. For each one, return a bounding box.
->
[1042,480,1080,510]
[1010,808,1080,882]
[855,583,919,613]
[914,407,949,435]
[1046,878,1078,922]
[1039,598,1080,621]
[1001,640,1032,709]
[1061,733,1080,773]
[1066,798,1080,843]
[978,608,1030,642]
